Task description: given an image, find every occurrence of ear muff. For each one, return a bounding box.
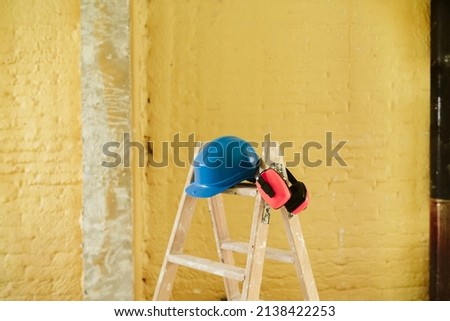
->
[256,168,291,209]
[256,167,310,214]
[284,181,310,214]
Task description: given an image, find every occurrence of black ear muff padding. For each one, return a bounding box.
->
[257,175,276,197]
[284,182,307,213]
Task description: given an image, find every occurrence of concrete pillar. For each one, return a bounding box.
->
[80,0,133,300]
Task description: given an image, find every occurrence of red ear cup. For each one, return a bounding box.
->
[284,181,309,214]
[256,168,291,209]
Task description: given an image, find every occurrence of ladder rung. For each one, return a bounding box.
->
[221,241,294,264]
[167,254,246,281]
[222,183,257,197]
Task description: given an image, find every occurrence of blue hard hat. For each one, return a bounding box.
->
[185,136,260,198]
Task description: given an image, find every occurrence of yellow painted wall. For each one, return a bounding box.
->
[0,1,82,299]
[0,0,429,301]
[143,0,430,300]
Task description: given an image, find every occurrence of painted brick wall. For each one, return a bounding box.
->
[0,0,430,301]
[142,0,430,300]
[0,0,82,299]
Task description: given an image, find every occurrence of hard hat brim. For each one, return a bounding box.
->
[185,164,259,198]
[185,182,232,198]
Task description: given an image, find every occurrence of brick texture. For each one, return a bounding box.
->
[143,0,430,300]
[0,0,82,300]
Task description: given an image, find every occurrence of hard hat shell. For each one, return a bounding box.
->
[185,136,260,198]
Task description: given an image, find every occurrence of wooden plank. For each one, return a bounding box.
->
[167,254,246,281]
[222,183,257,197]
[152,147,199,300]
[221,241,294,264]
[281,208,319,301]
[208,195,241,300]
[270,142,319,300]
[239,141,276,300]
[241,188,268,300]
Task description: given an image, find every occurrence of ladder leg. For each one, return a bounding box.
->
[153,194,197,300]
[241,194,269,301]
[208,195,241,300]
[271,142,319,301]
[280,208,319,301]
[153,148,200,301]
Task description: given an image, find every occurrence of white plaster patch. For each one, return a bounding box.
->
[81,0,133,300]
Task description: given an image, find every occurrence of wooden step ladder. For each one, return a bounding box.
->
[152,142,319,301]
